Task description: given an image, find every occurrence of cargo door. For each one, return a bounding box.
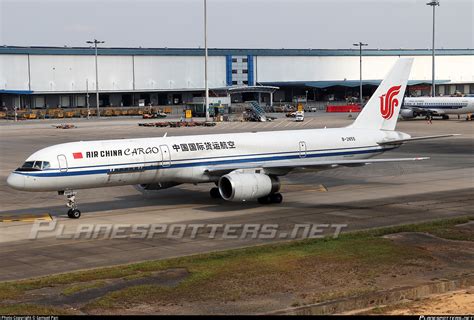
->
[298,141,307,158]
[160,145,171,167]
[58,154,68,172]
[104,142,145,185]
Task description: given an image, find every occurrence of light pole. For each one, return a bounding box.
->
[86,39,105,117]
[427,0,439,97]
[353,42,368,106]
[86,79,90,119]
[203,0,210,121]
[305,90,308,110]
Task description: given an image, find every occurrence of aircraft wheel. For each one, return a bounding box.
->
[270,193,283,204]
[442,115,449,120]
[210,187,221,199]
[258,195,272,204]
[68,209,81,219]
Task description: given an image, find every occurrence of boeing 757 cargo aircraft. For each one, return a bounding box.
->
[7,59,457,219]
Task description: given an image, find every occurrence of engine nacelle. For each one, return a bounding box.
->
[218,172,280,202]
[400,109,416,118]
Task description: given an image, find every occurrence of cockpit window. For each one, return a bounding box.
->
[16,161,51,172]
[21,161,35,169]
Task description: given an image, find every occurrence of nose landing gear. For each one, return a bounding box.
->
[64,190,81,219]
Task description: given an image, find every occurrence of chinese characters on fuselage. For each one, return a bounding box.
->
[172,141,236,152]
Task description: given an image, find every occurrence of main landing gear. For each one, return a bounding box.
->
[258,193,283,205]
[63,190,81,219]
[210,187,221,199]
[425,114,450,120]
[209,187,283,204]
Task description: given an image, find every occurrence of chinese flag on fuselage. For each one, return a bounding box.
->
[73,152,83,159]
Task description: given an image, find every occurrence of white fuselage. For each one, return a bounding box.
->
[403,97,474,115]
[7,128,407,192]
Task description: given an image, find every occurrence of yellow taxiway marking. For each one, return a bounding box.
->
[0,213,53,223]
[282,184,328,193]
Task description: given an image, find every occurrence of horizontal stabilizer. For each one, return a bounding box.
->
[377,134,460,145]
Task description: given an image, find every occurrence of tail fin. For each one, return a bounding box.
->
[350,58,413,131]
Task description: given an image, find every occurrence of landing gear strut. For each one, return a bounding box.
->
[258,193,283,204]
[210,187,221,199]
[64,190,81,219]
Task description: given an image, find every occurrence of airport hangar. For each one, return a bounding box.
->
[0,46,473,112]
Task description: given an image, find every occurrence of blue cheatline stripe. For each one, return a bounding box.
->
[404,105,466,110]
[38,145,383,171]
[15,147,391,178]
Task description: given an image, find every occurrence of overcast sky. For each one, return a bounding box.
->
[0,0,472,49]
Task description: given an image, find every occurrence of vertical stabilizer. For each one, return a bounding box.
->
[350,58,413,131]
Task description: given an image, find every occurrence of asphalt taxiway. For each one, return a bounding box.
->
[0,114,472,281]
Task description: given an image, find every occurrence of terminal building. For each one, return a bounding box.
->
[0,46,473,110]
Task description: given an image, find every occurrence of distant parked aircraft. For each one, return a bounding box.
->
[401,96,474,119]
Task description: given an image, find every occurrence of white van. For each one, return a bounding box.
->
[295,111,304,122]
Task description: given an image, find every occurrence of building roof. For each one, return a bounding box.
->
[0,46,472,56]
[261,80,451,89]
[225,85,279,94]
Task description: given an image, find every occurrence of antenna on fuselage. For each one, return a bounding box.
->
[163,132,168,137]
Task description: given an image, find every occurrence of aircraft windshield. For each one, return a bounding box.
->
[16,161,51,172]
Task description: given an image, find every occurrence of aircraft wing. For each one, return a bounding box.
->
[205,157,429,175]
[377,134,460,145]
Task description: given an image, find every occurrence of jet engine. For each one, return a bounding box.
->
[218,172,280,202]
[400,109,417,118]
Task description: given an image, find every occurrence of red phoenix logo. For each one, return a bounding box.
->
[72,152,83,159]
[380,85,401,120]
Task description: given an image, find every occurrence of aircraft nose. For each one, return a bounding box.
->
[7,172,25,190]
